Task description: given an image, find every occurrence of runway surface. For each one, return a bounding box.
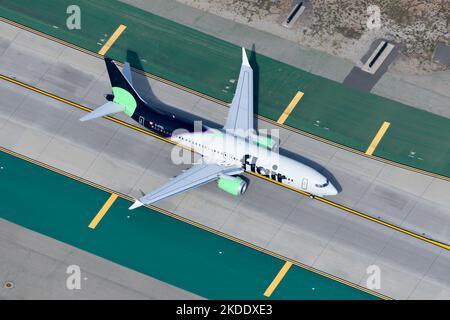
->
[0,21,449,299]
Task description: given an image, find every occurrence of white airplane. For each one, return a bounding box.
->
[80,48,338,210]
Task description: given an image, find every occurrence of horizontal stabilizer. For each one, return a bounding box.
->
[79,101,125,122]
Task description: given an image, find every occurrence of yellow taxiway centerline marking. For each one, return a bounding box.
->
[0,73,448,252]
[277,91,304,124]
[88,193,118,229]
[366,121,391,155]
[264,261,292,297]
[98,24,127,56]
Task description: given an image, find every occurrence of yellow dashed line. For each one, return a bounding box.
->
[264,261,292,297]
[366,121,390,155]
[88,193,118,229]
[98,24,127,56]
[277,91,304,124]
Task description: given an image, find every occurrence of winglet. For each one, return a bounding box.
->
[129,199,144,210]
[242,47,250,67]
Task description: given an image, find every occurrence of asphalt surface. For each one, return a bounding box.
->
[0,21,450,299]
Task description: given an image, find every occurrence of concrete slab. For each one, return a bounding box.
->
[313,242,374,286]
[37,138,98,177]
[0,123,53,159]
[402,200,450,244]
[0,42,53,86]
[59,46,107,76]
[0,80,28,129]
[13,28,65,59]
[408,279,450,300]
[355,182,419,224]
[0,19,21,41]
[422,179,450,209]
[12,94,73,135]
[266,225,327,266]
[420,251,450,289]
[376,165,433,197]
[37,61,100,104]
[83,156,145,195]
[362,261,420,300]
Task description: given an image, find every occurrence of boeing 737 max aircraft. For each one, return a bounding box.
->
[80,48,338,210]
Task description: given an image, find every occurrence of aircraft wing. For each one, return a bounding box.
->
[223,47,254,139]
[129,164,243,209]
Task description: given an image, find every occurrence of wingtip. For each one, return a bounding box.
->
[129,200,144,210]
[241,47,250,67]
[79,114,90,122]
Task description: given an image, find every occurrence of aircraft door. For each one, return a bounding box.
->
[301,178,308,190]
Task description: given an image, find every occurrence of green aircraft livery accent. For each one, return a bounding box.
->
[217,176,244,196]
[253,136,274,150]
[112,86,137,116]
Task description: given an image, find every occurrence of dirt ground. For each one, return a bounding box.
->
[177,0,450,75]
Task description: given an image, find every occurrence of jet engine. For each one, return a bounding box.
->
[217,176,248,196]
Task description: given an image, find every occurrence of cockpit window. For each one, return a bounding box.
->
[315,180,329,188]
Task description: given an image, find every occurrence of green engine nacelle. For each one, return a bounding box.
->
[217,176,248,196]
[252,135,278,150]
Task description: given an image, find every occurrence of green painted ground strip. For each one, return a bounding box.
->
[0,150,379,299]
[1,0,449,177]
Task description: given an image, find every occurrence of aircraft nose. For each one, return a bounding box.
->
[326,183,338,196]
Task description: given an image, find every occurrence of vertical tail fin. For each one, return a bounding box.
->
[104,57,147,115]
[79,58,147,122]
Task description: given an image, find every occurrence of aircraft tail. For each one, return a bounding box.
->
[80,57,147,122]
